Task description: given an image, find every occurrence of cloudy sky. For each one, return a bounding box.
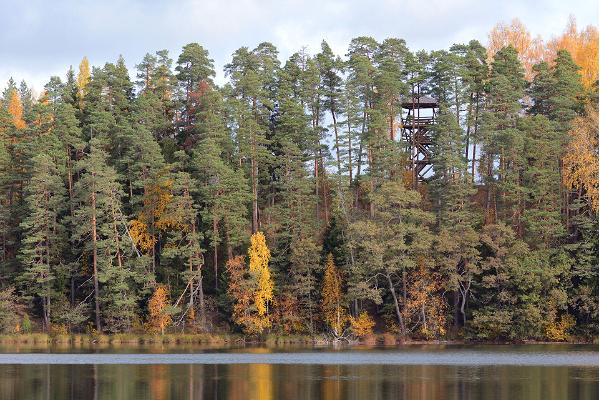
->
[1,0,597,92]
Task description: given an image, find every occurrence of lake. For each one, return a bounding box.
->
[0,344,597,399]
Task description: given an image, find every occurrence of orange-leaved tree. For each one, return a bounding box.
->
[148,285,172,335]
[7,90,26,130]
[546,16,599,89]
[321,253,347,337]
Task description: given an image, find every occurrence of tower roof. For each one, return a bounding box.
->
[401,95,438,109]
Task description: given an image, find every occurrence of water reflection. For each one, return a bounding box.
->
[0,363,597,400]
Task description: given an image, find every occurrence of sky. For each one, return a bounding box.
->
[0,0,598,93]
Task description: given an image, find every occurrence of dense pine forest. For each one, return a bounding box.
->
[0,18,597,342]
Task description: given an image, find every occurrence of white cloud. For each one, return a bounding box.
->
[0,0,597,92]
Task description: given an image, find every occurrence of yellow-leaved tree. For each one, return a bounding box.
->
[148,285,172,335]
[248,232,274,319]
[562,104,599,212]
[350,311,375,338]
[228,233,275,335]
[129,175,184,272]
[321,253,347,337]
[77,56,91,105]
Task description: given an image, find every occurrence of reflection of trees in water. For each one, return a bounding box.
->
[0,361,596,399]
[227,362,273,400]
[149,364,168,400]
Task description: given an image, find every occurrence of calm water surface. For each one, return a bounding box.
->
[0,344,596,400]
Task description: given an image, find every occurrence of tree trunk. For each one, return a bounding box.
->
[354,109,367,207]
[368,148,375,218]
[347,110,353,187]
[213,216,218,291]
[91,189,101,332]
[386,272,404,335]
[331,109,342,177]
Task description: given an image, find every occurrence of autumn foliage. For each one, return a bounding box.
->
[487,18,545,79]
[7,90,26,130]
[148,285,172,335]
[248,232,274,317]
[350,311,375,338]
[562,105,599,212]
[130,177,183,253]
[77,56,91,103]
[547,17,599,88]
[401,261,446,339]
[488,16,599,85]
[227,233,274,334]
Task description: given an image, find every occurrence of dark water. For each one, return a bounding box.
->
[0,345,597,400]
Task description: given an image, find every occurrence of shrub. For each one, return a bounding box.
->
[22,314,32,333]
[546,314,576,341]
[350,311,375,338]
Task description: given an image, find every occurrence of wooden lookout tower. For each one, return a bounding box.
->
[400,95,438,186]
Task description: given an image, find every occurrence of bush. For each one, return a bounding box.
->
[546,314,576,341]
[350,311,375,338]
[470,309,512,340]
[22,314,32,333]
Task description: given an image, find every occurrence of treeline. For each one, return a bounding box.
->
[0,20,597,341]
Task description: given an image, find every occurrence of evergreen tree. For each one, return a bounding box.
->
[72,140,138,331]
[18,154,67,330]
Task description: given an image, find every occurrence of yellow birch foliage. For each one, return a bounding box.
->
[248,232,273,317]
[226,255,272,334]
[7,90,26,130]
[148,285,172,335]
[130,178,182,253]
[487,18,544,80]
[77,56,91,102]
[321,253,348,336]
[350,311,375,338]
[562,105,599,212]
[545,314,576,341]
[546,16,599,88]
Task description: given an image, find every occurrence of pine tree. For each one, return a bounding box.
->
[480,46,526,229]
[18,154,67,330]
[225,44,278,233]
[72,139,134,331]
[317,41,344,176]
[530,49,584,129]
[430,107,480,328]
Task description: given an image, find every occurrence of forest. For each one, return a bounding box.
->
[0,18,597,342]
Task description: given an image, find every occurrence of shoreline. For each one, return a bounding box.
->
[0,333,594,348]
